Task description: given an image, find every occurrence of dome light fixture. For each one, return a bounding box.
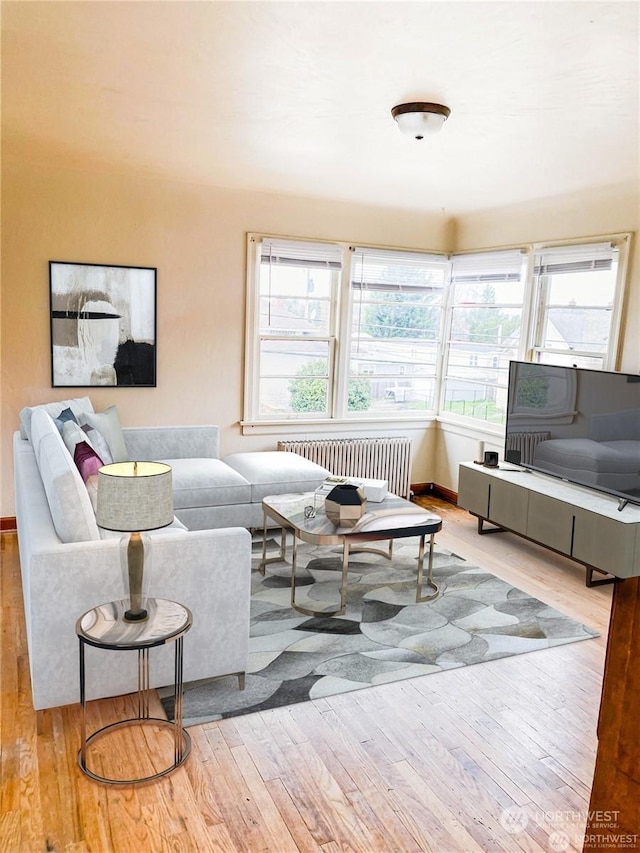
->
[391,102,451,140]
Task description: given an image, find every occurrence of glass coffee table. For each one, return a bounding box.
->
[260,492,443,617]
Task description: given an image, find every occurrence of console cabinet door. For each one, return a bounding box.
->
[457,465,490,518]
[572,509,638,577]
[526,492,574,556]
[488,479,529,535]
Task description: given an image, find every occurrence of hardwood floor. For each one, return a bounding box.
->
[1,498,613,852]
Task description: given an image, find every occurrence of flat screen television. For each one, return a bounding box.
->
[504,361,640,508]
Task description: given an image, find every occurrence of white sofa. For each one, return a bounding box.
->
[14,397,329,711]
[122,426,330,531]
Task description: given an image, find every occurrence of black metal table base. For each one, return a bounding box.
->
[78,717,191,785]
[77,600,192,786]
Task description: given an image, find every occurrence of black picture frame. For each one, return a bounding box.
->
[49,261,157,388]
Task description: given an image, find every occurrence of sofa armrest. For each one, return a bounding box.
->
[26,526,250,709]
[122,425,220,461]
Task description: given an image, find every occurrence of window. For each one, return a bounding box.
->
[530,241,624,370]
[245,233,630,428]
[248,236,341,419]
[442,249,527,425]
[347,246,449,415]
[245,235,449,421]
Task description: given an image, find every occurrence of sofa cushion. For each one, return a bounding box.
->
[85,474,99,512]
[222,451,330,503]
[29,409,100,543]
[163,458,252,509]
[79,406,128,462]
[123,425,220,462]
[20,396,94,443]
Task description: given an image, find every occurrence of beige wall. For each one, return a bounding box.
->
[2,158,638,516]
[0,157,450,517]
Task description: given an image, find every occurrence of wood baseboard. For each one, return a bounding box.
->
[1,517,17,532]
[411,483,458,504]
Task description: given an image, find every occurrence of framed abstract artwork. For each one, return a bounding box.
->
[49,261,157,387]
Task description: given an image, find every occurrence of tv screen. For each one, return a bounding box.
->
[504,361,640,506]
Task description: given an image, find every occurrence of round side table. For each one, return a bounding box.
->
[76,597,192,785]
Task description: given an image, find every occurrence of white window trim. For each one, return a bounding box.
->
[527,233,631,370]
[333,246,354,420]
[243,232,632,433]
[244,234,262,423]
[347,244,449,419]
[244,233,345,423]
[437,248,528,428]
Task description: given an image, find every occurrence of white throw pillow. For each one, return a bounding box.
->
[79,406,128,463]
[20,397,94,443]
[81,425,113,464]
[29,409,100,543]
[61,420,96,457]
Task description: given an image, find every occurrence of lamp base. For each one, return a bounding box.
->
[121,532,150,623]
[124,608,148,622]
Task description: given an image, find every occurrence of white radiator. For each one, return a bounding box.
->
[277,437,413,499]
[505,431,551,465]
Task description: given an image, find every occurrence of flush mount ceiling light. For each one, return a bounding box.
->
[391,102,451,140]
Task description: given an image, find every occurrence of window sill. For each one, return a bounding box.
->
[436,413,505,438]
[240,415,437,436]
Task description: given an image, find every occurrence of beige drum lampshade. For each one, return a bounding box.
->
[96,461,174,532]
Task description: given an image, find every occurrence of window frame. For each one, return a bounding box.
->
[245,234,343,422]
[526,236,631,371]
[244,232,632,432]
[345,245,450,418]
[438,248,530,428]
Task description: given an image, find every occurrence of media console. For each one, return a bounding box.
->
[457,462,640,586]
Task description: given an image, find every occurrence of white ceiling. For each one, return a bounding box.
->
[2,1,639,215]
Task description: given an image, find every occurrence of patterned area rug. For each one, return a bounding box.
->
[160,536,598,726]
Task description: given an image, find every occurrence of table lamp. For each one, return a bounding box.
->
[96,461,173,622]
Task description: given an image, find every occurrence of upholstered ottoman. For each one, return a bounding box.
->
[222,451,330,527]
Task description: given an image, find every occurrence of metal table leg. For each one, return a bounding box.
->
[79,637,87,771]
[259,512,287,575]
[290,532,349,618]
[77,635,191,785]
[173,635,185,764]
[416,532,439,602]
